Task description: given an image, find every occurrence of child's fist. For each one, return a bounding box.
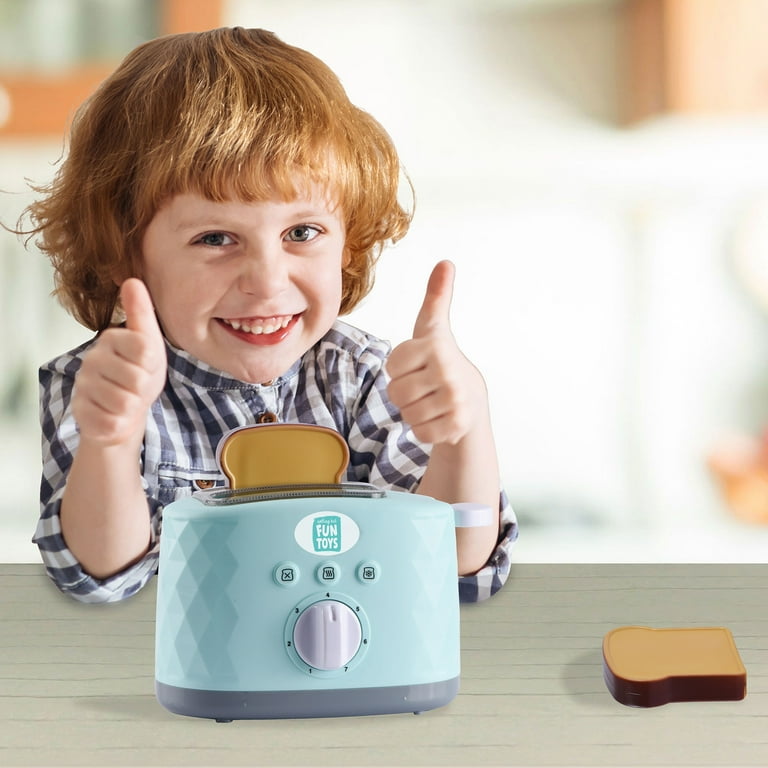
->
[386,261,486,446]
[72,278,167,447]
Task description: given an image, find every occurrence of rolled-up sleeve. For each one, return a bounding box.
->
[458,489,518,603]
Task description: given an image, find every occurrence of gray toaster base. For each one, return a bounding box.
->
[155,677,459,720]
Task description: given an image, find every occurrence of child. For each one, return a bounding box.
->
[22,27,517,603]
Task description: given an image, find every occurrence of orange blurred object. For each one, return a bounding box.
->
[0,0,224,139]
[708,432,768,525]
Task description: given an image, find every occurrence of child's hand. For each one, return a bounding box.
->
[386,261,487,446]
[72,278,167,447]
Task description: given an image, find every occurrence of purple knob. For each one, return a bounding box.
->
[293,600,362,670]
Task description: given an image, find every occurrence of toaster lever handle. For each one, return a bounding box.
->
[452,503,495,528]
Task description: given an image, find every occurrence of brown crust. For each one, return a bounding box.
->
[602,626,747,707]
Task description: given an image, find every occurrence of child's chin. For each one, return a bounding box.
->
[221,356,290,385]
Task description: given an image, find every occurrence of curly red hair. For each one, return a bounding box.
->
[21,27,411,331]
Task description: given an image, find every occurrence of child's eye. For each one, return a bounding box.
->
[285,225,321,243]
[196,232,234,247]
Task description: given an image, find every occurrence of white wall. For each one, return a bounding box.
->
[224,0,768,554]
[4,0,768,561]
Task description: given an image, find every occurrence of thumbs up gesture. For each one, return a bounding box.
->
[386,261,487,446]
[72,278,167,447]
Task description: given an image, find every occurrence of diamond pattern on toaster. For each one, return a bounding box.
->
[159,519,240,684]
[406,513,460,676]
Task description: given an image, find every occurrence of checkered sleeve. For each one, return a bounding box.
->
[343,329,518,603]
[35,348,162,603]
[344,337,430,493]
[458,489,518,603]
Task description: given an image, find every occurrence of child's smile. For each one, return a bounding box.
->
[218,313,299,345]
[141,192,346,383]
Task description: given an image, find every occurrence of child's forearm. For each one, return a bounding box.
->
[60,436,151,579]
[58,279,166,579]
[416,412,501,576]
[386,261,503,576]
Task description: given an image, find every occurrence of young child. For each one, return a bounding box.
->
[23,27,517,603]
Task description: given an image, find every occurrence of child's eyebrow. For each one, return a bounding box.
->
[173,218,230,232]
[289,209,337,220]
[173,210,336,231]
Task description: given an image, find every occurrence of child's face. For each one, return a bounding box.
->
[141,191,345,383]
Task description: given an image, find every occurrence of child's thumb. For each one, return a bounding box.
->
[412,260,455,339]
[121,278,161,339]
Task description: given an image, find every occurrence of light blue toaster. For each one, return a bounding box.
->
[154,424,490,721]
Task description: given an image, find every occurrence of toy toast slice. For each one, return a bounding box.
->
[603,626,747,707]
[217,424,350,489]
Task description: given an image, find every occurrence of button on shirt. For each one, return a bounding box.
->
[36,320,518,603]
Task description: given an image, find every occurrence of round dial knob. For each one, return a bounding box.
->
[293,599,362,670]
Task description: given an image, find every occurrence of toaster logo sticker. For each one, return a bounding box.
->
[313,516,342,553]
[294,512,360,555]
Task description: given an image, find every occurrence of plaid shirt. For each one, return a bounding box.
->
[35,319,517,604]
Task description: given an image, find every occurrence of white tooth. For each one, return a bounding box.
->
[227,316,292,335]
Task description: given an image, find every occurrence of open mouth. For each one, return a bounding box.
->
[218,314,300,345]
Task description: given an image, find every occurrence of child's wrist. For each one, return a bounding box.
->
[77,426,145,455]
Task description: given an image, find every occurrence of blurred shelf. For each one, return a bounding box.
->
[626,0,768,123]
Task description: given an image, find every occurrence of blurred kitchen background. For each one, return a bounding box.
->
[3,0,768,562]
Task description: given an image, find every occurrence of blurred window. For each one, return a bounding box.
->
[0,0,223,137]
[0,0,159,73]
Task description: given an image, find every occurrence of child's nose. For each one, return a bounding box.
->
[237,247,290,298]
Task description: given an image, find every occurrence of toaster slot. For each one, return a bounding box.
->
[195,482,386,506]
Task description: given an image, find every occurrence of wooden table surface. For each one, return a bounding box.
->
[1,563,766,767]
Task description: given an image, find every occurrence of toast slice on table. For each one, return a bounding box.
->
[603,626,747,707]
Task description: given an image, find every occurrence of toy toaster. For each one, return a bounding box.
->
[154,423,492,721]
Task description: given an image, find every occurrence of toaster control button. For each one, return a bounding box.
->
[293,600,362,671]
[357,562,380,584]
[316,562,340,585]
[273,562,300,587]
